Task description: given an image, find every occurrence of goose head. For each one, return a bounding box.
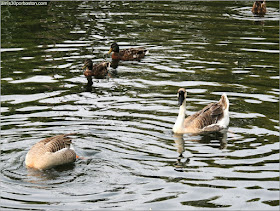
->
[177,88,187,106]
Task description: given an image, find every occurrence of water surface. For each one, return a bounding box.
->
[1,1,279,210]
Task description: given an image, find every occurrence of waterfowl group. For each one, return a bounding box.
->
[252,1,266,16]
[25,17,234,171]
[173,88,229,134]
[25,134,77,170]
[82,43,147,84]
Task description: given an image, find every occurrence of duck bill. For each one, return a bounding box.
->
[82,65,86,70]
[108,48,112,54]
[178,94,185,106]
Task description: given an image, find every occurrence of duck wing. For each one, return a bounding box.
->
[120,48,147,61]
[92,62,109,79]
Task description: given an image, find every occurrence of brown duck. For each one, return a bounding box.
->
[252,1,266,16]
[173,88,230,134]
[83,59,110,79]
[25,134,77,170]
[108,43,147,61]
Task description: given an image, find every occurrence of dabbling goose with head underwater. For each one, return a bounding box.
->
[25,133,77,170]
[173,88,229,134]
[83,59,110,79]
[108,42,147,61]
[252,0,266,16]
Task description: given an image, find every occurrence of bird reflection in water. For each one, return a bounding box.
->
[173,134,189,171]
[173,130,228,172]
[25,163,75,185]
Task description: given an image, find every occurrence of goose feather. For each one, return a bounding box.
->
[25,133,77,170]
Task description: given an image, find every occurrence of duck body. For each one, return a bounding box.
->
[252,1,266,16]
[108,43,147,61]
[25,134,77,170]
[173,88,229,134]
[83,59,110,79]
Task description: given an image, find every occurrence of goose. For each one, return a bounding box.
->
[173,88,229,134]
[25,133,77,170]
[252,1,266,16]
[82,59,110,79]
[108,42,147,61]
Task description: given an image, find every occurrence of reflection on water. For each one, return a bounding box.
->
[173,131,228,171]
[1,1,279,210]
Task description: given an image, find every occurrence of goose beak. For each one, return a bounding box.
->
[178,93,185,106]
[108,48,113,54]
[76,155,86,160]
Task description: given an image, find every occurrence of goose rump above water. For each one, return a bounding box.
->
[25,133,77,170]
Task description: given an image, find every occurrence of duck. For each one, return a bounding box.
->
[25,133,77,170]
[108,42,147,61]
[173,88,229,134]
[82,59,110,79]
[252,1,266,16]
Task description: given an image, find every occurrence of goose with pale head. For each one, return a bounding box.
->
[173,88,229,134]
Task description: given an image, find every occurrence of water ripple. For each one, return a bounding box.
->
[1,1,279,210]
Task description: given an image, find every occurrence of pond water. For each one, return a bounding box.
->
[1,1,279,210]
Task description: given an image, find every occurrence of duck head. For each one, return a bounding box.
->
[108,42,120,54]
[83,59,93,70]
[255,1,264,7]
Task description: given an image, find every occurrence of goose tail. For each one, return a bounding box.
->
[220,93,229,110]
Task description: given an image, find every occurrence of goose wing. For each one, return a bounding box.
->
[184,102,224,130]
[39,133,74,153]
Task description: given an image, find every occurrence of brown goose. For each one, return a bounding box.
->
[25,134,77,170]
[173,88,230,134]
[252,1,266,16]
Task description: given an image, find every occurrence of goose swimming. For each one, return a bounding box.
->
[173,88,229,134]
[25,133,77,170]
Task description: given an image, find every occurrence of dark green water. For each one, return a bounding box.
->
[1,1,279,210]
